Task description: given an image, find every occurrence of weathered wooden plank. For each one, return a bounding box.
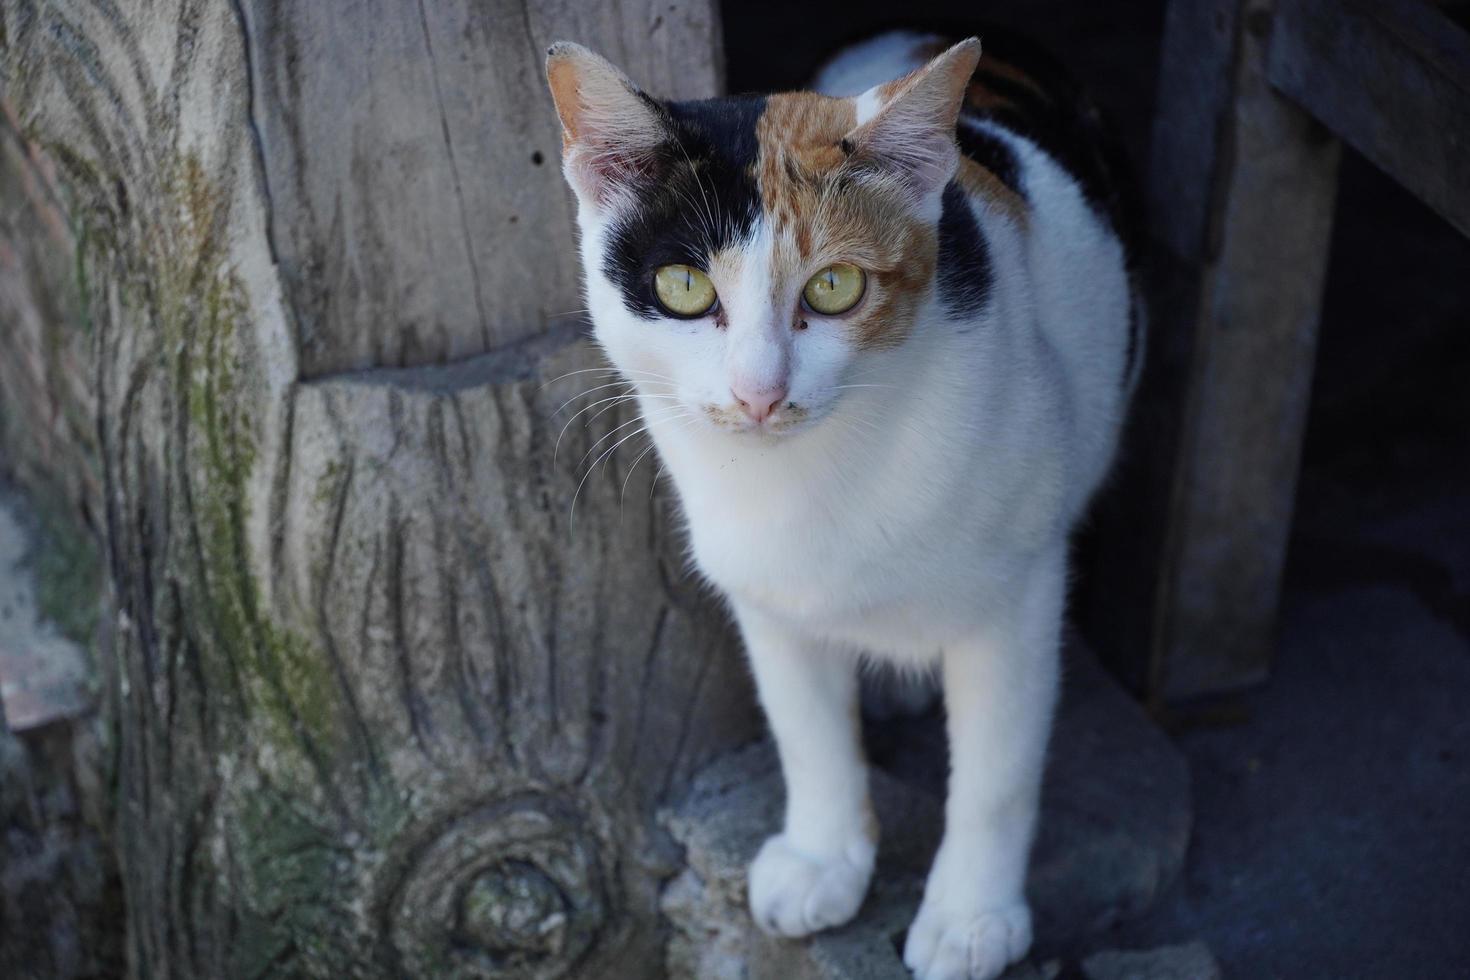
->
[1084,0,1248,697]
[1145,0,1245,262]
[1087,0,1340,701]
[242,0,725,377]
[1268,0,1470,239]
[1159,1,1341,700]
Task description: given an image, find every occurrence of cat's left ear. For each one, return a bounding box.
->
[845,38,982,203]
[546,42,670,209]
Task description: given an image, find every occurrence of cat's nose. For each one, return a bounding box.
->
[730,381,788,423]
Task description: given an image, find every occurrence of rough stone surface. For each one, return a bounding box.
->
[0,484,119,980]
[0,490,93,731]
[660,639,1191,979]
[1081,942,1221,980]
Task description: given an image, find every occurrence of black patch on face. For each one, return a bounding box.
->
[937,181,992,318]
[602,95,767,319]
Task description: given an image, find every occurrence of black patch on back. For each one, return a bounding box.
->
[825,21,1142,259]
[937,181,992,318]
[962,34,1143,260]
[954,120,1023,197]
[602,95,767,319]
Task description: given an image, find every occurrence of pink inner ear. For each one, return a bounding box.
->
[547,48,670,207]
[850,124,959,200]
[846,41,978,200]
[569,142,663,207]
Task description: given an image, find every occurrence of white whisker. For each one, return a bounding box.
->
[583,391,682,428]
[570,423,661,529]
[554,394,637,464]
[578,403,688,469]
[552,380,636,416]
[619,436,662,520]
[539,366,678,391]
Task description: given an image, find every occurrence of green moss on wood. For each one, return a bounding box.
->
[141,154,392,973]
[148,153,345,764]
[31,491,101,650]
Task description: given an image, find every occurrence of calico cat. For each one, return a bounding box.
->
[546,29,1140,980]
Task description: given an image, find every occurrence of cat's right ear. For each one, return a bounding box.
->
[843,38,981,204]
[546,42,669,209]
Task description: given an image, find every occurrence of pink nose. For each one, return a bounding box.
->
[731,381,789,423]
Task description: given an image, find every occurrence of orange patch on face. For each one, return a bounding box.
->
[753,93,938,352]
[754,93,855,221]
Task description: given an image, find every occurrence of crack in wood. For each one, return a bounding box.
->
[300,315,587,390]
[415,0,492,352]
[311,445,384,791]
[386,492,442,767]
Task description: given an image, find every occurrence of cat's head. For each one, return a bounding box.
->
[546,38,979,437]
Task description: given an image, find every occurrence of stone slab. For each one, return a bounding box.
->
[660,637,1191,978]
[1081,941,1221,980]
[0,494,92,732]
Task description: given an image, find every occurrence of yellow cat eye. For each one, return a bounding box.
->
[802,263,866,315]
[653,264,718,317]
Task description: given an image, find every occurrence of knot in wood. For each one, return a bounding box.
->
[386,793,608,978]
[458,860,570,960]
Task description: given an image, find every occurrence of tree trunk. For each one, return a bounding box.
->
[1,2,758,977]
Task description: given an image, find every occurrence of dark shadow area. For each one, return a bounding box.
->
[724,0,1165,170]
[1108,148,1470,977]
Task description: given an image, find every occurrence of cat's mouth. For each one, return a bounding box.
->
[701,402,813,437]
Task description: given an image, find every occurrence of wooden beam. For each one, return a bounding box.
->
[1268,0,1470,239]
[1086,0,1341,701]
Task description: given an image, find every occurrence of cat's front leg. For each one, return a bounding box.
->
[733,600,877,938]
[903,550,1065,980]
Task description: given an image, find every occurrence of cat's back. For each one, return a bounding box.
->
[816,28,1142,501]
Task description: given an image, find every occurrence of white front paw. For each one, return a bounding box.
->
[747,832,875,937]
[902,899,1031,980]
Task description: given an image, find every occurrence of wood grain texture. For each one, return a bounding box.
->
[1145,0,1244,262]
[1,0,755,976]
[241,0,725,377]
[0,115,100,523]
[1268,0,1470,239]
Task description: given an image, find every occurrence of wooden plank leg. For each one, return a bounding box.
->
[1085,0,1341,702]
